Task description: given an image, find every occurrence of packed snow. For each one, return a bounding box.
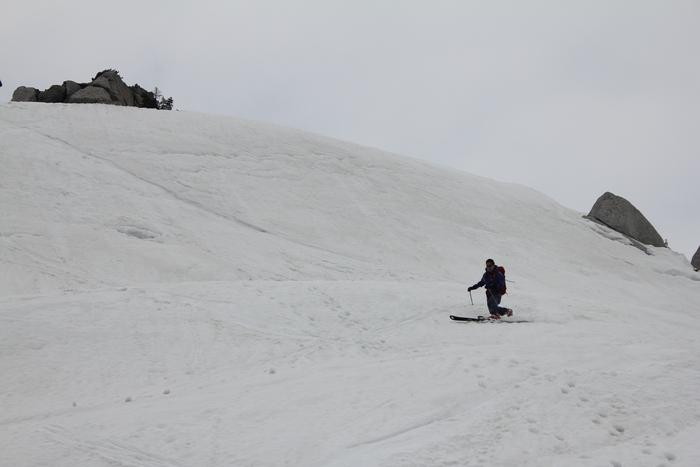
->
[1,103,699,466]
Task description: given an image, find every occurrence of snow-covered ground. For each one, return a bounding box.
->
[1,103,699,466]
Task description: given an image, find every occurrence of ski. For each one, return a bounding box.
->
[450,315,531,323]
[450,315,489,322]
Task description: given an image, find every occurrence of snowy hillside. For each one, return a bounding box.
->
[1,103,699,466]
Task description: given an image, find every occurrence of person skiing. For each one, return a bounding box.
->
[467,259,513,319]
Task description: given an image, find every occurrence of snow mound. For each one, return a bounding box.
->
[1,103,699,466]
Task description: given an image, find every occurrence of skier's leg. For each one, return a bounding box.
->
[486,292,500,316]
[488,292,509,316]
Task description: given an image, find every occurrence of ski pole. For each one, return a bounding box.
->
[469,289,473,305]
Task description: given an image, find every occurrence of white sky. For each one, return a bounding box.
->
[2,0,698,260]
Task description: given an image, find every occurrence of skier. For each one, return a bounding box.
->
[467,259,513,319]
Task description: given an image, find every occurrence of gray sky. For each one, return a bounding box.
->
[3,1,698,261]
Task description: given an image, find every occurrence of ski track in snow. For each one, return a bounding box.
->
[1,104,699,466]
[42,425,182,467]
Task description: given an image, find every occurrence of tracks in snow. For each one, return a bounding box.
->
[42,425,182,467]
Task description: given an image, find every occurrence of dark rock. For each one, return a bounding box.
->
[90,70,134,106]
[587,192,665,247]
[63,81,82,101]
[692,246,700,271]
[131,84,159,109]
[12,70,170,110]
[11,86,40,102]
[38,84,67,103]
[67,86,112,104]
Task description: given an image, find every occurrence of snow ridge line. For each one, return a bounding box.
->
[22,127,270,234]
[41,425,182,467]
[25,126,377,266]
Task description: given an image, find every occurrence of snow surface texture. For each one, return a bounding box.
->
[1,103,699,466]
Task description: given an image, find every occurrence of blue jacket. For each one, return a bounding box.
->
[471,266,505,295]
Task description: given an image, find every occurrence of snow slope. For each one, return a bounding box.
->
[1,103,699,466]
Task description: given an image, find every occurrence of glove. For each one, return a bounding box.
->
[467,286,474,291]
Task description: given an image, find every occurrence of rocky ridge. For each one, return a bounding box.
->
[10,70,170,109]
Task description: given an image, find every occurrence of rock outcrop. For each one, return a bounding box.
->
[587,192,665,248]
[692,246,700,271]
[10,70,170,109]
[132,84,159,108]
[38,84,66,103]
[12,86,40,102]
[89,70,135,106]
[64,80,82,100]
[67,86,112,104]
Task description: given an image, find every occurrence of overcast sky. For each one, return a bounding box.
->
[3,1,698,261]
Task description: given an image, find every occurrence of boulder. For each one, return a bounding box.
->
[67,86,112,104]
[90,70,134,106]
[38,84,67,103]
[63,81,83,101]
[131,84,159,108]
[11,86,40,102]
[692,246,700,271]
[587,192,665,247]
